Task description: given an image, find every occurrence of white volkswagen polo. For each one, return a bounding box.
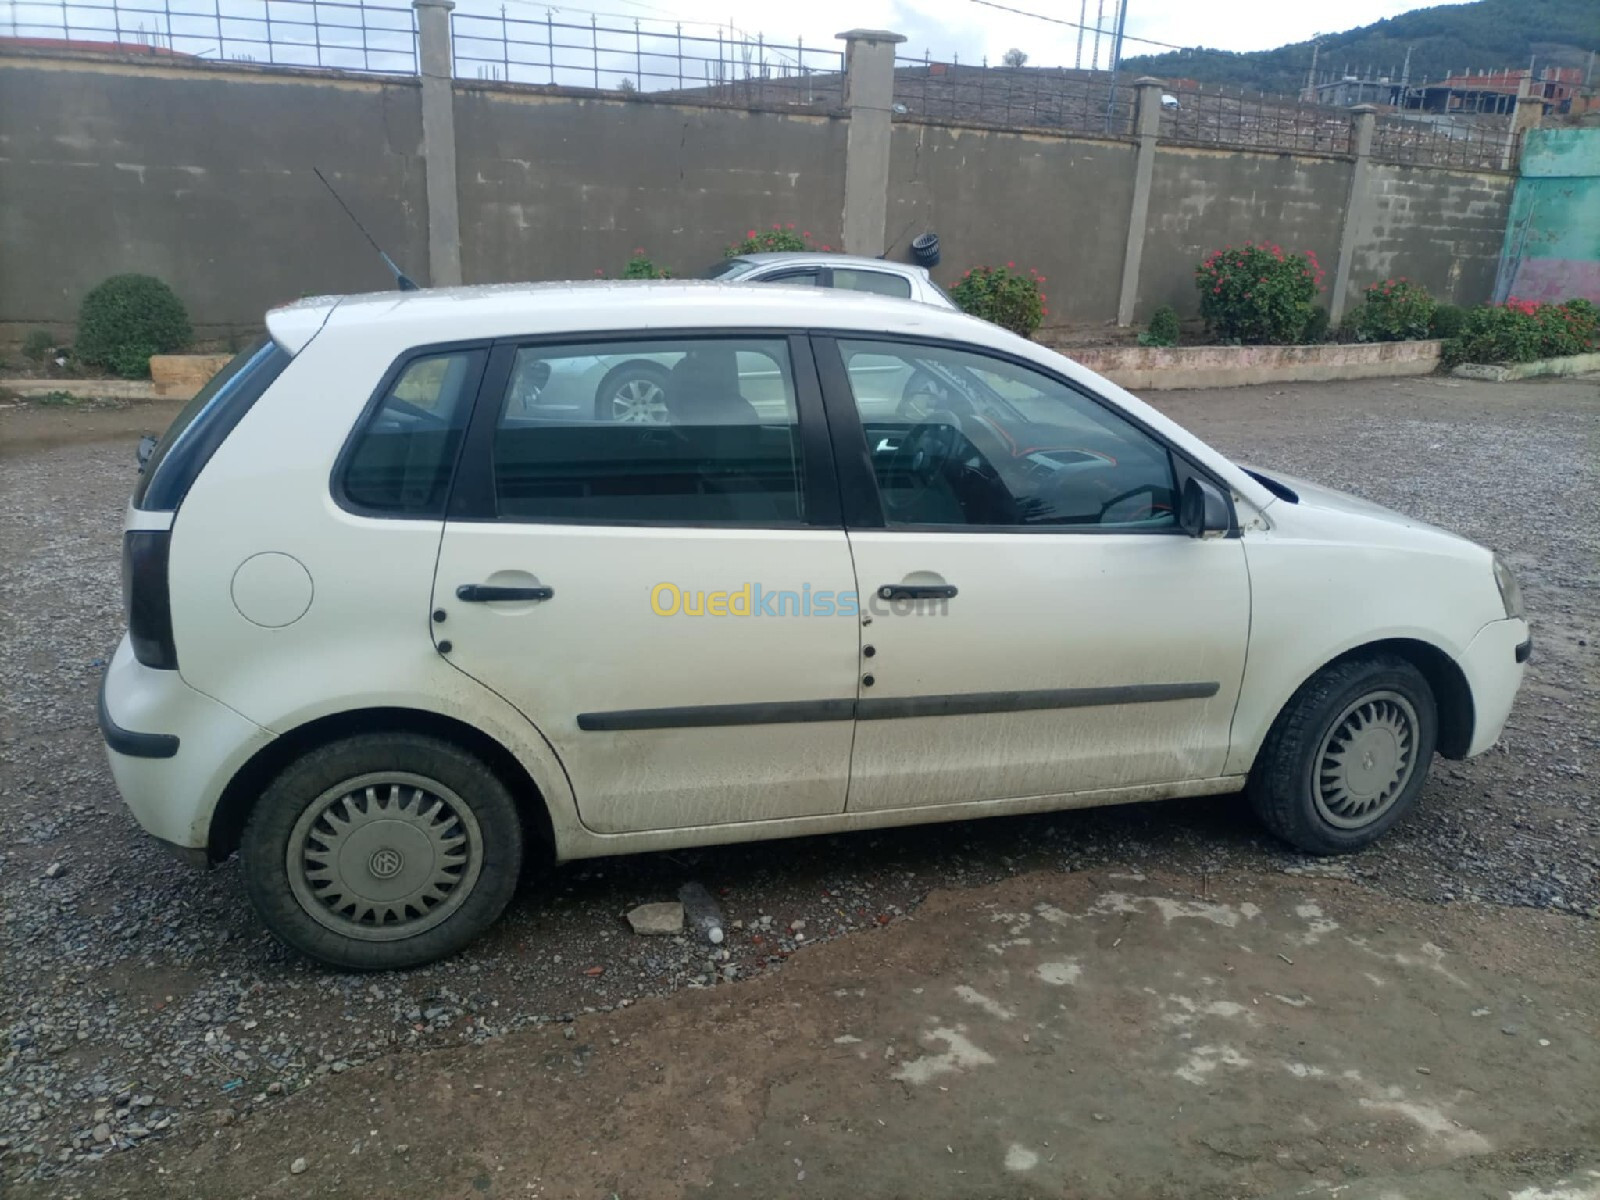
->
[101,282,1530,969]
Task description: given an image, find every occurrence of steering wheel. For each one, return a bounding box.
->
[899,369,970,421]
[1095,482,1170,525]
[882,421,966,513]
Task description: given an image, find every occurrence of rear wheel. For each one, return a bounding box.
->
[241,733,523,969]
[1248,655,1437,855]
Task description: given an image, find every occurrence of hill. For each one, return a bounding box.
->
[1119,0,1600,95]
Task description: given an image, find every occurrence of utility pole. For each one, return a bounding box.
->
[1075,0,1086,70]
[1305,39,1320,101]
[1091,0,1104,70]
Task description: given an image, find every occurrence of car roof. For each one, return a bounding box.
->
[731,252,927,274]
[268,279,979,353]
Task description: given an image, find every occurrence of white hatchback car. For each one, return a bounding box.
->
[102,282,1530,969]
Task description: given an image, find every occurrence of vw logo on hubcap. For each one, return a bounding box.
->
[368,847,404,879]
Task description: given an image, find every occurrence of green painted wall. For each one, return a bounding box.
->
[1498,129,1600,304]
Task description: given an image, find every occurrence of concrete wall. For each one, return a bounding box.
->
[1137,146,1351,321]
[0,48,1524,339]
[1352,165,1513,308]
[0,56,428,332]
[454,86,845,285]
[887,124,1137,324]
[1498,129,1600,304]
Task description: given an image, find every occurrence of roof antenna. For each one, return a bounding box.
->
[313,167,419,292]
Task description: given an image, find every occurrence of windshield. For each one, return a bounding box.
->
[700,258,761,281]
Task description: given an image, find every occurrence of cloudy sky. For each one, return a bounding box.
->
[496,0,1436,69]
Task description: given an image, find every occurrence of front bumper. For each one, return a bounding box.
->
[99,635,274,858]
[1457,617,1531,757]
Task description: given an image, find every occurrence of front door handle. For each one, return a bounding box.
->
[456,584,554,602]
[877,583,958,601]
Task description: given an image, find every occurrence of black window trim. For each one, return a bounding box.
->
[330,338,493,521]
[809,331,1240,538]
[445,327,842,531]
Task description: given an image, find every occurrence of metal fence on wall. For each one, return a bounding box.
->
[449,13,843,107]
[1158,86,1355,157]
[891,56,1136,137]
[4,0,418,72]
[1372,113,1515,172]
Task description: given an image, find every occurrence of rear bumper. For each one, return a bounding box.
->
[1458,617,1530,757]
[100,635,274,857]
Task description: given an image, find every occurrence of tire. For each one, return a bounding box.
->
[1248,654,1438,856]
[241,733,524,970]
[593,360,670,423]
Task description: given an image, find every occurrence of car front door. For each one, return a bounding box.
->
[817,336,1251,813]
[431,333,860,834]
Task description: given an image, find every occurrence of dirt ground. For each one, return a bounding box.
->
[2,374,1597,1199]
[39,869,1600,1200]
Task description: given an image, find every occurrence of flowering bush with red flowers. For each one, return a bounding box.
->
[1352,277,1435,342]
[950,263,1047,337]
[621,248,671,279]
[726,223,828,256]
[1194,243,1323,345]
[1445,297,1600,366]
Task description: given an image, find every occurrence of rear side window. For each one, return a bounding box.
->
[832,268,913,299]
[342,349,485,516]
[492,337,804,525]
[134,337,291,511]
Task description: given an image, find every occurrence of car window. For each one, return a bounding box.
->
[831,268,913,299]
[753,269,821,287]
[342,350,484,515]
[837,339,1178,530]
[493,337,804,525]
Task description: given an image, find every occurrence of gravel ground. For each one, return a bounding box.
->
[1,374,1596,1189]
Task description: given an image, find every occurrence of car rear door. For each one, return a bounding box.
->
[815,334,1251,813]
[430,332,861,834]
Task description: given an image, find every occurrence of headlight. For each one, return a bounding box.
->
[1492,556,1525,620]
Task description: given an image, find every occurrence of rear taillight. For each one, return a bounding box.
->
[122,531,178,670]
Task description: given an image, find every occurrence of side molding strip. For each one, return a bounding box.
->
[577,682,1219,732]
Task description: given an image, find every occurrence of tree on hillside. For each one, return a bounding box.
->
[1002,48,1029,67]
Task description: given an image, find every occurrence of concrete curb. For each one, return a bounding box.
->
[0,378,159,401]
[1451,351,1600,382]
[1048,339,1444,391]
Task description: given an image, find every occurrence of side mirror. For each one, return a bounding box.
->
[1179,476,1231,538]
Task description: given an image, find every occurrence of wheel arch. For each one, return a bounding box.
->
[1261,637,1475,766]
[207,707,556,863]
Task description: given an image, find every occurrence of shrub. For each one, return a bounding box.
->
[950,264,1047,337]
[726,224,828,256]
[1429,303,1466,340]
[1302,306,1331,343]
[1138,304,1180,347]
[621,249,671,279]
[76,274,191,379]
[1195,243,1323,345]
[1444,298,1600,366]
[1352,278,1435,342]
[22,329,56,362]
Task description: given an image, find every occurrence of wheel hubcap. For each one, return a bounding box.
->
[1312,691,1419,830]
[609,378,666,423]
[287,772,484,942]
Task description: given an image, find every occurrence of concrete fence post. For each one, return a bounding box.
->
[837,29,905,257]
[1329,104,1377,325]
[1115,77,1164,327]
[415,0,463,287]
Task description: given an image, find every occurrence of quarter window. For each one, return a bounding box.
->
[492,338,804,525]
[343,349,484,515]
[836,340,1178,530]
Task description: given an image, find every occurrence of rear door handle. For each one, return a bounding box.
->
[456,584,554,602]
[877,583,958,601]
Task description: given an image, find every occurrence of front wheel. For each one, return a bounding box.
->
[241,734,523,969]
[1248,655,1438,855]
